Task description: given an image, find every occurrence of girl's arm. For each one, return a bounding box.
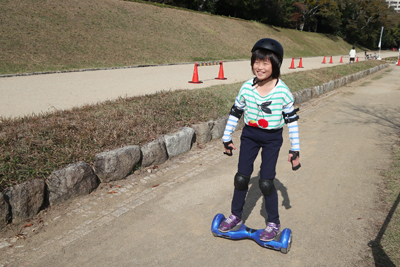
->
[283,102,301,170]
[283,103,300,152]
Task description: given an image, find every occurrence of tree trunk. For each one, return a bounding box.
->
[198,0,207,11]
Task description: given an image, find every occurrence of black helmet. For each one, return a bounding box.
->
[251,38,284,64]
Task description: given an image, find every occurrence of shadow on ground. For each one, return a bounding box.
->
[368,192,400,267]
[345,103,400,266]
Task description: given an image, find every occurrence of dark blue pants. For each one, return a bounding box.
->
[231,125,283,224]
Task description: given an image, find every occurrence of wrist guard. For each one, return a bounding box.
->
[289,150,301,170]
[223,141,233,156]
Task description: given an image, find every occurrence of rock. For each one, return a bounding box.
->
[46,161,99,205]
[164,127,195,157]
[192,121,213,144]
[325,81,335,92]
[294,91,302,105]
[345,74,354,84]
[0,193,10,228]
[141,137,168,168]
[211,116,228,140]
[3,179,45,223]
[300,88,312,102]
[94,145,141,183]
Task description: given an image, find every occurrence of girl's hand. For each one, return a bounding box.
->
[288,151,301,171]
[223,141,237,156]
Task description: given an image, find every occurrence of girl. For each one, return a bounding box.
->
[219,38,300,241]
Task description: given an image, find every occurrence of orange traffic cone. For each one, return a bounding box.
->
[356,57,359,62]
[289,58,296,69]
[188,63,202,84]
[339,56,343,63]
[298,57,304,68]
[215,61,227,80]
[322,56,326,64]
[329,56,333,64]
[397,58,400,66]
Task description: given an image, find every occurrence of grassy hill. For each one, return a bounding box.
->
[1,0,356,75]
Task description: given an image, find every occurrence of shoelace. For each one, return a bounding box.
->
[226,216,236,224]
[265,226,274,233]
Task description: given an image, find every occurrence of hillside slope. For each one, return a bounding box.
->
[1,0,353,74]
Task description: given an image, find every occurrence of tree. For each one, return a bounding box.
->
[214,0,256,19]
[143,0,399,49]
[257,0,298,29]
[293,0,341,32]
[339,0,389,48]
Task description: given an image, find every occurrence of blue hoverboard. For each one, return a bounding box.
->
[211,213,292,254]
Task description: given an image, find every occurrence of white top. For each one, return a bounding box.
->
[349,49,356,58]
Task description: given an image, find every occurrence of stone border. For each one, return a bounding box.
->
[0,63,390,228]
[292,64,389,104]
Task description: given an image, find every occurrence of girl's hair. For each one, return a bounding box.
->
[251,49,281,78]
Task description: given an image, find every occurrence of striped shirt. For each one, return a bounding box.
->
[223,78,300,151]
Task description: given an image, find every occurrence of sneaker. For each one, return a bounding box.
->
[218,214,242,232]
[259,222,281,242]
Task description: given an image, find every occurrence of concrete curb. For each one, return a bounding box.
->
[0,63,390,227]
[292,64,389,105]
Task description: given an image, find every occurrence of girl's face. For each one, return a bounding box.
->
[252,58,273,81]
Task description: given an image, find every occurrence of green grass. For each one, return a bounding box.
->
[282,60,383,91]
[0,0,360,75]
[0,60,386,192]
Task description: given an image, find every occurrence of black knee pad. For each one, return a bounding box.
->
[259,179,275,196]
[234,172,250,191]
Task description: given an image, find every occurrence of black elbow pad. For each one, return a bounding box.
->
[282,108,299,124]
[230,105,244,119]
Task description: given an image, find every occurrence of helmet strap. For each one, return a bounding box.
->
[252,77,268,86]
[252,75,273,86]
[252,76,279,87]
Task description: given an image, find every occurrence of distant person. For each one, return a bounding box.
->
[219,38,300,241]
[349,46,356,63]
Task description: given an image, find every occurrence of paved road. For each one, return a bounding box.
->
[1,59,400,266]
[0,51,397,118]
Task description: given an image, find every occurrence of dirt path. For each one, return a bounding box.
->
[0,64,399,266]
[0,51,397,118]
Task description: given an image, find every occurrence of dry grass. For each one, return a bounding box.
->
[0,87,237,191]
[283,60,385,90]
[0,60,386,191]
[1,0,356,75]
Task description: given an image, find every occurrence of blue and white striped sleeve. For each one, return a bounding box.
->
[222,114,239,142]
[222,95,245,143]
[283,102,300,151]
